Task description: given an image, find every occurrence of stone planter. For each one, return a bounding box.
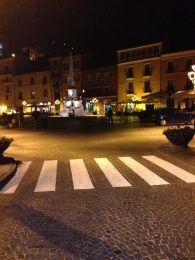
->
[0,141,12,155]
[0,137,14,163]
[163,127,195,147]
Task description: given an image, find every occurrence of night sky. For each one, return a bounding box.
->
[0,0,194,54]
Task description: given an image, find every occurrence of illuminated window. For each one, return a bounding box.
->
[31,90,36,98]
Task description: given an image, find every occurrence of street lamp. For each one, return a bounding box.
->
[22,100,27,106]
[188,65,195,128]
[188,65,195,94]
[54,99,60,115]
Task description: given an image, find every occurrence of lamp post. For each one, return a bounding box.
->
[188,65,195,128]
[188,65,195,94]
[22,100,27,113]
[54,99,60,115]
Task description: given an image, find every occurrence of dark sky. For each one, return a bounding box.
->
[0,0,194,54]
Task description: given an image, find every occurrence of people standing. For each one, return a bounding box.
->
[32,108,40,128]
[41,110,48,128]
[17,109,24,130]
[107,107,113,124]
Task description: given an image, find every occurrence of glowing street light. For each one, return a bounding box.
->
[188,65,195,128]
[188,65,195,94]
[54,99,60,105]
[22,100,27,106]
[92,98,98,103]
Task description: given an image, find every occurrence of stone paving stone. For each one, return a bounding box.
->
[0,180,195,258]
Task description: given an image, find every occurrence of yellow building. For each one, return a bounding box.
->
[161,50,195,109]
[0,57,15,113]
[14,70,51,113]
[117,43,162,111]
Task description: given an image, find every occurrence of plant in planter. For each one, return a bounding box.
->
[0,136,17,164]
[163,126,195,147]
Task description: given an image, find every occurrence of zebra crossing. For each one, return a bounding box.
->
[0,155,195,194]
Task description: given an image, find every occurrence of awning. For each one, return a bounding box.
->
[173,89,195,99]
[141,90,169,100]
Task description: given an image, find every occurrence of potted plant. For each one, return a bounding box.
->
[163,126,195,147]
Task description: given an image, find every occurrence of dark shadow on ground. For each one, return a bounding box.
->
[12,203,128,258]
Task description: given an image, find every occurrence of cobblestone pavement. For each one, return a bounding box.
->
[0,124,195,259]
[0,184,195,259]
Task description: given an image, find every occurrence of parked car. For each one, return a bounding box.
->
[153,108,194,126]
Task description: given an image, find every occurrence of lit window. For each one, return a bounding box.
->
[31,90,36,98]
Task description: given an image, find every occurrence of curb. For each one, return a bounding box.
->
[0,163,18,190]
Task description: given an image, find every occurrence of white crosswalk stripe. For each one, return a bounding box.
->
[0,156,195,194]
[118,157,169,186]
[94,158,132,187]
[70,159,94,190]
[0,161,31,194]
[143,155,195,183]
[34,160,57,192]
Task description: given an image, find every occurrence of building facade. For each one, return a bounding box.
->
[14,70,51,113]
[117,43,162,111]
[0,57,15,113]
[161,50,195,109]
[81,65,117,114]
[0,43,194,115]
[117,43,195,111]
[49,54,82,111]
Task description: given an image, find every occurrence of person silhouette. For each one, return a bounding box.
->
[107,107,113,124]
